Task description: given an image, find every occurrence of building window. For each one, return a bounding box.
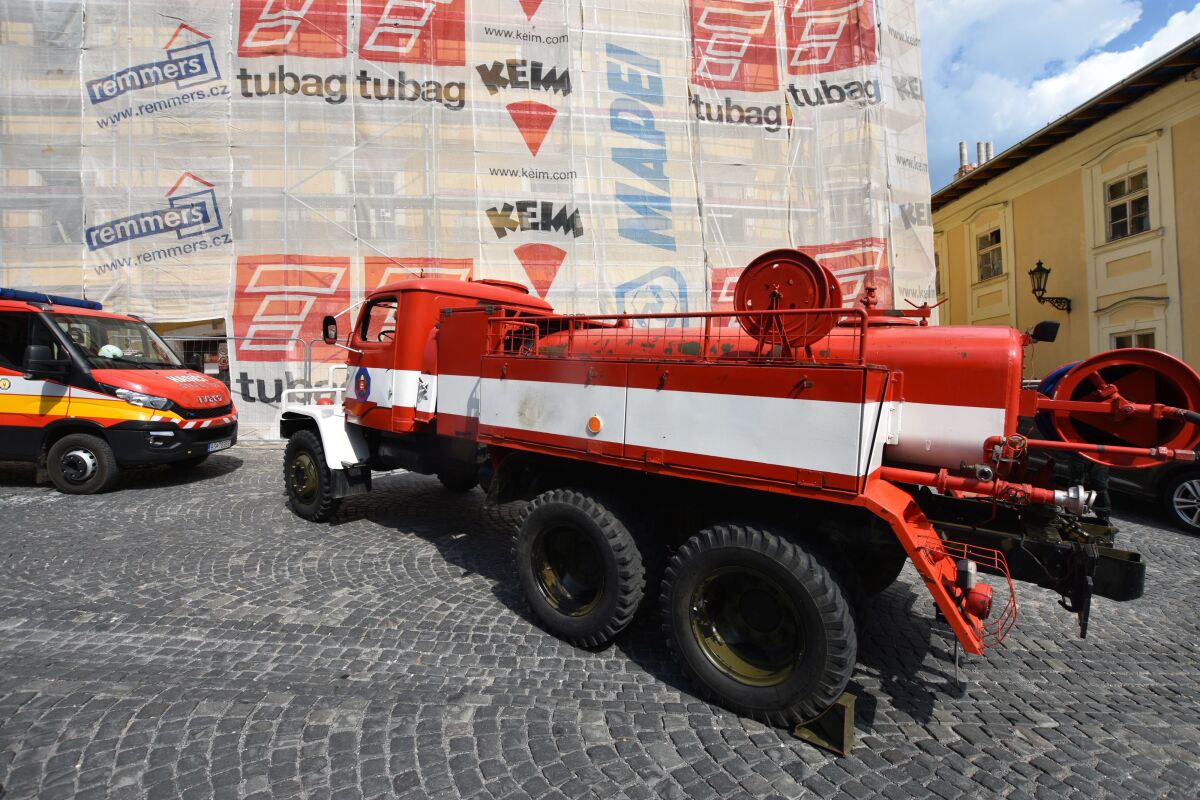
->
[1105,170,1150,241]
[934,251,943,296]
[976,228,1003,281]
[1111,330,1156,350]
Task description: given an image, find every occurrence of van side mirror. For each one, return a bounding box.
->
[322,315,338,346]
[23,344,70,379]
[1029,320,1060,344]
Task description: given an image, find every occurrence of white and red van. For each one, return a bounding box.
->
[0,288,237,493]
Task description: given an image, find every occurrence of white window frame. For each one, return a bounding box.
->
[1104,170,1151,242]
[976,227,1003,282]
[1110,329,1157,350]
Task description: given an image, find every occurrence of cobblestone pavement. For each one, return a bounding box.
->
[1,444,1198,800]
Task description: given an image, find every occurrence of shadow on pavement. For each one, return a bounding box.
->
[0,453,243,493]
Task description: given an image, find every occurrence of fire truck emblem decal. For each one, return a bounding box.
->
[354,367,371,401]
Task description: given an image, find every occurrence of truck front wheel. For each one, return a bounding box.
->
[46,433,119,495]
[515,488,647,648]
[284,429,340,521]
[661,524,857,726]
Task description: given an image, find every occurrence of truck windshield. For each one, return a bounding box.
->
[52,314,183,370]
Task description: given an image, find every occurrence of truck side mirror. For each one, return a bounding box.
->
[23,344,70,379]
[1030,320,1060,344]
[322,315,338,345]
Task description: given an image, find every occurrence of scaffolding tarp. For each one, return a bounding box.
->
[0,0,935,436]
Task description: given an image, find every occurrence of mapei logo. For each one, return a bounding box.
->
[689,0,779,92]
[85,173,223,252]
[477,60,571,156]
[784,0,878,76]
[86,24,220,105]
[238,0,466,66]
[616,267,689,327]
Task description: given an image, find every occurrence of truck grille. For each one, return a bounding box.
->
[173,403,234,419]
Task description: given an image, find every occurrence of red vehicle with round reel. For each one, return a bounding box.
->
[280,249,1199,726]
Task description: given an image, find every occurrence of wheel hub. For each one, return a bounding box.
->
[60,448,98,484]
[290,452,318,502]
[532,526,604,616]
[690,567,802,687]
[1174,478,1200,527]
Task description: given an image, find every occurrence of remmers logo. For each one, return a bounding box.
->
[477,60,571,156]
[86,24,220,104]
[785,0,878,76]
[85,173,224,252]
[689,0,778,92]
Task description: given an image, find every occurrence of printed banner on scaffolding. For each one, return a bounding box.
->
[1,0,934,437]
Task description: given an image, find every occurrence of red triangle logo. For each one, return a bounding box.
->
[514,243,565,298]
[517,0,544,21]
[506,101,557,157]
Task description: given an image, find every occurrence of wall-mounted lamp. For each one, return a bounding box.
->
[1028,261,1072,313]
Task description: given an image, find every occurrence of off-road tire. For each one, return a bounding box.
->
[284,429,340,521]
[515,488,647,648]
[661,524,857,726]
[169,454,210,470]
[437,467,478,493]
[46,433,120,495]
[1161,471,1200,534]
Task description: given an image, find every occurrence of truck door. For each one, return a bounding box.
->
[344,294,398,431]
[0,310,71,460]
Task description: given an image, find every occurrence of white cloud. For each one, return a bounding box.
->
[920,1,1200,187]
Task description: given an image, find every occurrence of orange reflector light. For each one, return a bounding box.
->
[586,415,603,435]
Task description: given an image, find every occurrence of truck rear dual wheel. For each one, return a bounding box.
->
[661,524,858,726]
[515,488,649,648]
[284,430,340,522]
[46,433,120,495]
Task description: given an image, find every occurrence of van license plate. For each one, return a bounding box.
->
[207,439,232,453]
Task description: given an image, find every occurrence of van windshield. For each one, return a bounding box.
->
[53,314,183,370]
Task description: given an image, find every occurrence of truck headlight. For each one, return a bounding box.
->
[107,386,171,410]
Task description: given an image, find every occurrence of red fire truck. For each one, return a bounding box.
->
[0,288,237,494]
[279,250,1200,725]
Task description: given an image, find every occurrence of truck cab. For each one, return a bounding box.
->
[0,288,237,493]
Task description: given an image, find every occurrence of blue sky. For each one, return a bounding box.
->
[918,1,1200,189]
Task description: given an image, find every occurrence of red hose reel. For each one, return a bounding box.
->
[1039,349,1200,468]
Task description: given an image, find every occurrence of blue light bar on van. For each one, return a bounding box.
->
[0,287,102,311]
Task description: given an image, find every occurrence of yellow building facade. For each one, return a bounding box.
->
[932,36,1200,379]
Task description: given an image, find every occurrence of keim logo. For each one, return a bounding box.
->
[486,201,584,299]
[236,0,465,107]
[476,60,571,156]
[689,0,778,92]
[354,367,372,402]
[486,201,583,241]
[86,23,220,105]
[85,173,224,252]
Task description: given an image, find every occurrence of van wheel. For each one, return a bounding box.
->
[284,430,339,521]
[661,524,857,726]
[47,433,120,495]
[515,488,647,648]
